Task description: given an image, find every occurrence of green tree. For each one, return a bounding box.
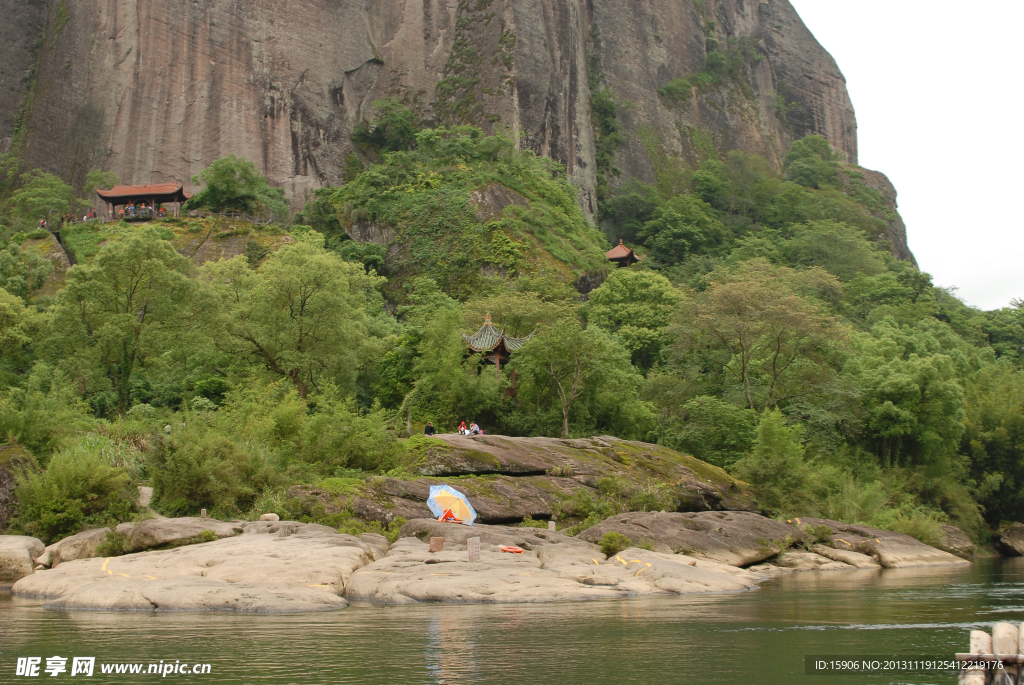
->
[202,236,378,399]
[781,220,887,281]
[9,170,74,226]
[50,227,197,415]
[0,289,39,380]
[462,290,573,339]
[656,394,757,468]
[405,306,501,430]
[668,260,847,414]
[187,155,288,219]
[733,409,810,516]
[784,135,840,188]
[83,169,120,195]
[512,318,647,438]
[350,97,422,159]
[962,363,1024,526]
[638,195,725,264]
[0,364,95,457]
[845,318,967,471]
[585,268,682,369]
[13,441,136,543]
[0,240,53,297]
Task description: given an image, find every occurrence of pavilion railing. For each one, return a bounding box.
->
[96,210,278,225]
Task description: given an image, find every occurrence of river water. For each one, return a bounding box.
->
[2,558,1021,684]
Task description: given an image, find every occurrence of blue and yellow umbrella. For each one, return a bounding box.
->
[427,485,477,526]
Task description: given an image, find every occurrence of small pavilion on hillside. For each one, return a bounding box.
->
[462,314,534,392]
[605,239,644,267]
[96,182,192,219]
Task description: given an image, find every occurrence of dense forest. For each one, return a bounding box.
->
[2,102,1023,551]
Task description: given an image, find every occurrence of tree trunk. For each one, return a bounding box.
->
[289,369,309,399]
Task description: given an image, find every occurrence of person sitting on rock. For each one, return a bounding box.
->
[470,422,481,435]
[458,421,467,435]
[424,421,436,435]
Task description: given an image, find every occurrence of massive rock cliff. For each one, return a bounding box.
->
[0,0,911,258]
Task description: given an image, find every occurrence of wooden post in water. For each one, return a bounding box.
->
[958,630,992,685]
[993,622,1019,685]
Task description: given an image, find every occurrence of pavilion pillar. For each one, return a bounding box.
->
[495,350,501,381]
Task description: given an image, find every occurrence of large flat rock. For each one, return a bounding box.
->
[425,435,753,512]
[398,519,594,551]
[0,535,45,587]
[789,517,970,569]
[12,523,375,613]
[578,511,803,567]
[346,537,760,605]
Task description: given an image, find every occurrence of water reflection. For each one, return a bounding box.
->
[1,559,1019,684]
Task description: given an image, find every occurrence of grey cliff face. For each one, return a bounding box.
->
[0,0,909,258]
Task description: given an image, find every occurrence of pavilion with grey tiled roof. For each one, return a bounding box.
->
[462,314,533,387]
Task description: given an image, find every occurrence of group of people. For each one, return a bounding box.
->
[37,210,99,232]
[422,421,484,436]
[457,421,483,436]
[58,211,96,226]
[116,202,166,220]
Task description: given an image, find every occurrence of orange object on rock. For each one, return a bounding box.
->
[500,546,524,554]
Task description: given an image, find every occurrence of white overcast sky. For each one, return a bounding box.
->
[789,1,1024,311]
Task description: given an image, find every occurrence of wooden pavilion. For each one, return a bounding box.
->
[605,239,643,267]
[96,182,191,219]
[462,314,534,392]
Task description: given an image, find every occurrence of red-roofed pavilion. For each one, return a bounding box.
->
[606,239,643,267]
[96,182,191,219]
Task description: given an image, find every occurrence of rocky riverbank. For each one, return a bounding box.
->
[2,509,971,612]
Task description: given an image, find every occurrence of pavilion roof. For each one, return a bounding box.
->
[462,314,534,353]
[96,182,191,202]
[605,239,641,261]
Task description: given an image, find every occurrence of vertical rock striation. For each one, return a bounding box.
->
[0,0,909,256]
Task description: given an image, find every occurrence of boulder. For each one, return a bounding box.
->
[258,513,280,522]
[1000,523,1024,556]
[37,528,112,568]
[938,524,974,559]
[12,526,377,612]
[289,436,756,529]
[239,520,337,537]
[422,435,754,512]
[577,511,803,567]
[345,539,760,605]
[766,551,851,572]
[791,517,970,568]
[358,533,390,560]
[811,544,882,569]
[0,535,45,586]
[116,517,243,550]
[137,486,154,508]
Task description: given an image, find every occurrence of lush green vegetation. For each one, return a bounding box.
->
[329,123,609,298]
[2,108,1023,553]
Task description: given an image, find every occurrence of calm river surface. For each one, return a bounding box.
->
[3,558,1022,684]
